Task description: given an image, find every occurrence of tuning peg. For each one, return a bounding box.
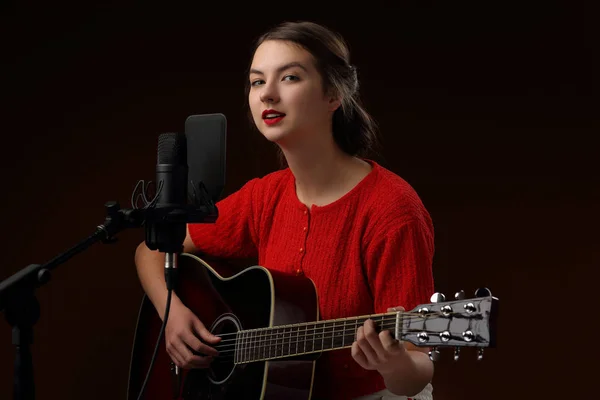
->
[454,290,465,300]
[477,348,484,361]
[430,292,445,303]
[428,347,441,362]
[453,347,461,361]
[475,287,492,297]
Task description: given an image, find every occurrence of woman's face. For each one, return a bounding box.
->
[248,40,340,148]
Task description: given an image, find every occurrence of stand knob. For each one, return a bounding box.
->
[104,201,119,212]
[37,269,51,285]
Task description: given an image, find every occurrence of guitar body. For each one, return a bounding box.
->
[127,253,319,400]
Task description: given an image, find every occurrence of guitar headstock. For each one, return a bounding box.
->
[397,288,498,361]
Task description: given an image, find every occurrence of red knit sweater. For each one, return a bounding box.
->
[188,160,435,400]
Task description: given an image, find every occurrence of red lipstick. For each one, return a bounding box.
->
[262,109,286,126]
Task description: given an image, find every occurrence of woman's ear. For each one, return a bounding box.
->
[328,95,342,113]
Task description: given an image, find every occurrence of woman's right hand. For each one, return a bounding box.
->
[164,302,222,369]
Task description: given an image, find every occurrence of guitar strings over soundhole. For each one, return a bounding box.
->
[207,314,241,386]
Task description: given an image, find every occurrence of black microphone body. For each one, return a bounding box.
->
[145,132,188,290]
[145,132,188,253]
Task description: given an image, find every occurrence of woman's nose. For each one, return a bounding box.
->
[259,81,279,104]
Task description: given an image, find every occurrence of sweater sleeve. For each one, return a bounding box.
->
[364,218,435,315]
[187,178,261,259]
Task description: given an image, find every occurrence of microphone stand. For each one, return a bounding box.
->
[0,180,218,400]
[0,201,144,400]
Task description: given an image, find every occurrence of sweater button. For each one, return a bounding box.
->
[343,363,348,369]
[303,226,307,231]
[299,248,304,253]
[295,269,303,276]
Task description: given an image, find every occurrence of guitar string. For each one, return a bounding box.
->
[213,322,455,352]
[212,323,466,351]
[213,331,439,353]
[167,312,480,361]
[213,333,468,362]
[208,311,459,341]
[213,329,437,356]
[210,313,462,346]
[212,324,463,362]
[212,318,440,348]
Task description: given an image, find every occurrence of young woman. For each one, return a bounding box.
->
[135,21,435,400]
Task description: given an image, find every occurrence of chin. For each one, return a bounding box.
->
[261,130,288,144]
[259,124,294,143]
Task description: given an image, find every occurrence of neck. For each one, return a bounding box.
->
[235,311,399,364]
[279,136,371,208]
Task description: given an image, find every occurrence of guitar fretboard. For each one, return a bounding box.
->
[234,313,400,364]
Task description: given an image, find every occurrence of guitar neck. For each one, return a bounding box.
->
[233,293,495,365]
[234,313,396,364]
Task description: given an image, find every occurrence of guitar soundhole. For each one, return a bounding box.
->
[181,314,242,400]
[208,313,242,385]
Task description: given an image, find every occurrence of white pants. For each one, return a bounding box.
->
[353,383,434,400]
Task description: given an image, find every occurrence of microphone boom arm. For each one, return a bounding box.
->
[0,201,143,400]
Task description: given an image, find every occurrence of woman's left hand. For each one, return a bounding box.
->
[351,306,412,375]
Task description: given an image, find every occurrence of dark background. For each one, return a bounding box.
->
[1,1,597,399]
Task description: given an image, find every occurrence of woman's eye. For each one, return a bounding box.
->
[283,75,299,82]
[251,79,264,86]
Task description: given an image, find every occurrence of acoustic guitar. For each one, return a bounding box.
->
[127,253,497,400]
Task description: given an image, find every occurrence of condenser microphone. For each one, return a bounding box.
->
[145,132,188,290]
